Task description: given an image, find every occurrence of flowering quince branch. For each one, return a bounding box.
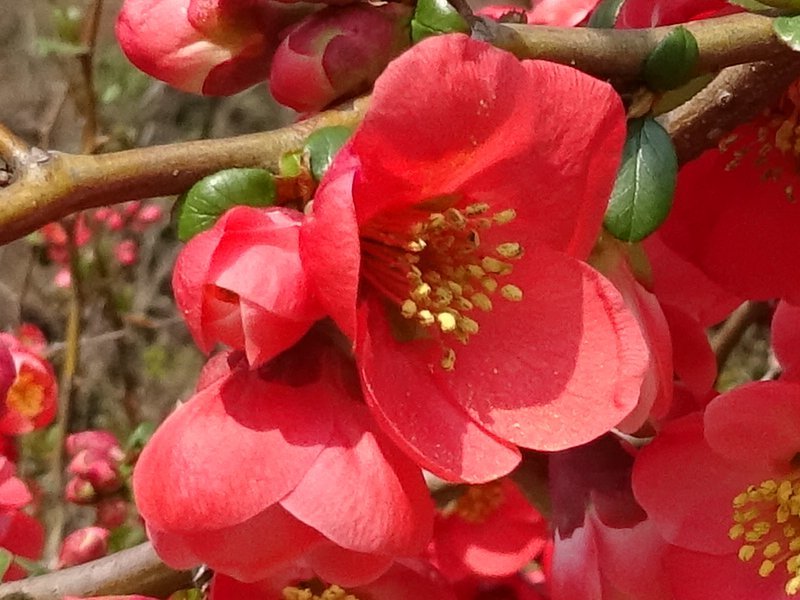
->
[0,542,192,600]
[0,13,794,246]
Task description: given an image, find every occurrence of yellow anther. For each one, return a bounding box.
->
[446,281,463,296]
[501,284,524,302]
[481,278,498,293]
[459,317,479,335]
[740,545,756,561]
[496,242,523,259]
[437,312,457,332]
[493,209,517,224]
[734,492,750,507]
[791,538,800,552]
[426,271,443,284]
[779,505,791,523]
[760,560,777,577]
[465,203,490,216]
[401,300,417,318]
[765,541,782,558]
[471,293,492,311]
[407,238,427,252]
[787,576,800,595]
[467,265,485,278]
[418,310,435,326]
[788,555,800,572]
[785,525,797,538]
[482,257,512,274]
[729,524,745,540]
[412,283,432,301]
[456,297,474,311]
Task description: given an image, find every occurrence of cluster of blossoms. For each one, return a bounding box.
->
[39,0,800,598]
[0,325,56,581]
[37,201,163,288]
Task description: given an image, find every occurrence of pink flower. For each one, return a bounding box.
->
[427,478,547,581]
[0,333,57,435]
[527,0,600,26]
[116,0,312,95]
[301,34,648,483]
[269,3,412,112]
[114,239,138,266]
[57,526,111,568]
[173,206,324,367]
[616,0,734,28]
[134,335,434,584]
[633,381,800,598]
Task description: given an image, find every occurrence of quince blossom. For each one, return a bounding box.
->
[0,332,57,435]
[301,34,649,483]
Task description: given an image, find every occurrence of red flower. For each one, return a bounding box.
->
[133,335,433,585]
[657,80,800,303]
[0,333,57,435]
[0,457,43,581]
[616,0,734,28]
[116,0,312,95]
[173,206,324,367]
[427,478,547,581]
[633,381,800,598]
[301,34,648,483]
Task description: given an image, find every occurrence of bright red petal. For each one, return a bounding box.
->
[133,368,333,532]
[280,401,433,556]
[305,543,393,588]
[772,301,800,380]
[348,34,625,258]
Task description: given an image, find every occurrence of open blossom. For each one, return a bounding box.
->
[269,3,412,112]
[134,334,433,585]
[116,0,313,95]
[0,457,44,581]
[427,478,547,581]
[0,332,57,435]
[656,77,800,303]
[301,34,648,483]
[633,381,800,598]
[173,206,324,367]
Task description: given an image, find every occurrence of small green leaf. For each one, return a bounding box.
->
[279,150,303,178]
[644,26,699,91]
[775,16,800,51]
[305,126,353,182]
[411,0,469,43]
[0,549,11,580]
[177,168,276,241]
[604,118,677,243]
[728,0,776,9]
[587,0,625,28]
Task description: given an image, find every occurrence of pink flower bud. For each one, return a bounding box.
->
[68,453,123,494]
[269,3,412,112]
[57,526,110,568]
[117,0,314,96]
[65,477,98,505]
[115,240,138,266]
[96,496,129,529]
[66,430,121,458]
[135,204,163,224]
[105,212,125,231]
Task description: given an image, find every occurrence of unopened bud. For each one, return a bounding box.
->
[57,527,110,568]
[269,4,412,112]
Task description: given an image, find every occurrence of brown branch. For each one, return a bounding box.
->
[0,543,192,600]
[484,13,792,81]
[0,13,796,245]
[711,301,772,372]
[77,0,104,154]
[661,55,800,163]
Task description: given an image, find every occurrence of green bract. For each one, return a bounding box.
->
[411,0,469,43]
[604,117,677,243]
[177,168,276,242]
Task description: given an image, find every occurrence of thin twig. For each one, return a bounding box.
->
[77,0,104,154]
[0,542,192,600]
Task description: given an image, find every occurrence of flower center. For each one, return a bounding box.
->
[718,79,800,202]
[361,202,523,370]
[282,584,359,600]
[6,370,45,419]
[446,480,506,524]
[729,476,800,594]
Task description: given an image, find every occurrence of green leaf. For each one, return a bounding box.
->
[728,0,776,9]
[604,118,677,243]
[587,0,625,28]
[644,26,699,91]
[279,150,303,178]
[411,0,469,43]
[177,168,276,241]
[305,126,353,182]
[775,16,800,51]
[0,549,11,580]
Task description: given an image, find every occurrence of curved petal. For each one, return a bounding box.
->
[703,381,800,467]
[133,368,333,532]
[148,504,324,582]
[349,34,626,258]
[772,301,800,380]
[300,152,361,339]
[662,304,716,397]
[280,401,433,556]
[439,247,647,451]
[305,543,393,588]
[356,560,457,600]
[632,414,755,554]
[357,294,521,483]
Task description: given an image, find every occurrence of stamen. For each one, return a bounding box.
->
[282,584,359,600]
[446,480,506,523]
[6,371,45,418]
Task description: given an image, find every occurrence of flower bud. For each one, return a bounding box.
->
[96,497,129,529]
[57,526,111,568]
[116,0,314,95]
[269,3,412,112]
[66,430,121,458]
[65,477,98,505]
